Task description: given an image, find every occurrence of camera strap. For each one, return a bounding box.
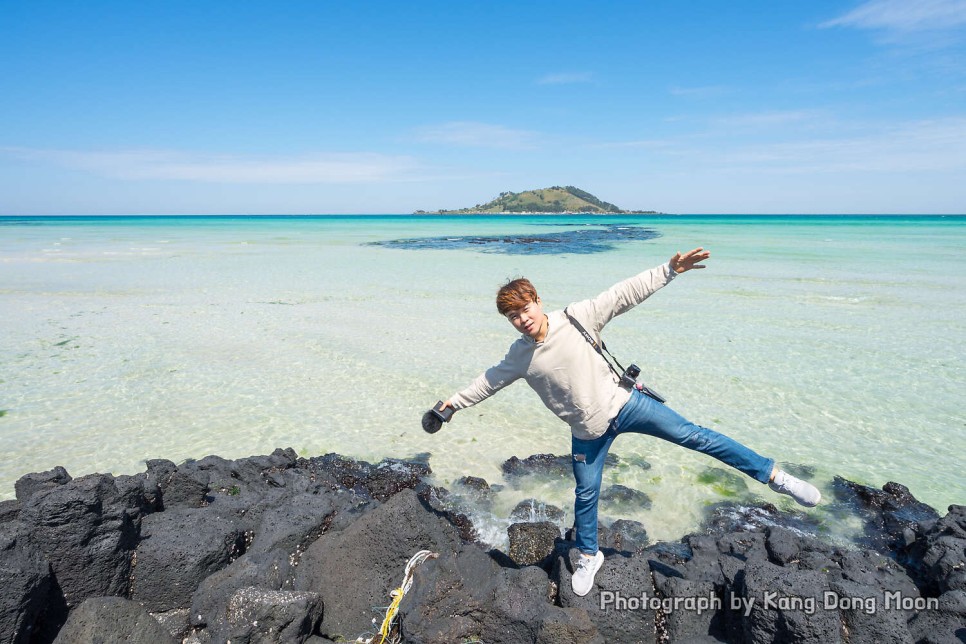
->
[563,307,628,379]
[564,307,667,404]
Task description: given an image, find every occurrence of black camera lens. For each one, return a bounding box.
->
[421,410,443,434]
[422,400,455,433]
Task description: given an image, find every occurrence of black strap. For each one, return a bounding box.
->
[564,307,667,404]
[563,307,628,378]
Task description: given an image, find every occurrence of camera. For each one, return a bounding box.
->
[430,400,455,423]
[619,364,667,403]
[421,400,454,434]
[620,363,641,389]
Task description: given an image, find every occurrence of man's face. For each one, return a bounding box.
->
[505,298,546,339]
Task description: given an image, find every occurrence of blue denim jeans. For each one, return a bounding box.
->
[571,389,775,554]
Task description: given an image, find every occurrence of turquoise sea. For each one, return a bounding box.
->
[1,214,963,545]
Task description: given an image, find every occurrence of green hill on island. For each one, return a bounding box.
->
[415,186,657,214]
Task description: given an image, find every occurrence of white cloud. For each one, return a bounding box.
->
[536,72,594,85]
[821,0,966,32]
[591,139,677,150]
[669,85,728,98]
[711,110,827,128]
[409,121,539,149]
[706,117,966,174]
[597,116,966,176]
[1,148,421,183]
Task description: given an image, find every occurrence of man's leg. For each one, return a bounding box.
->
[614,390,775,482]
[570,430,614,596]
[613,390,820,506]
[571,430,615,554]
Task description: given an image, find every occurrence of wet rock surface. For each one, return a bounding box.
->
[510,498,567,523]
[507,521,562,568]
[833,476,941,554]
[601,518,651,554]
[0,447,963,644]
[600,483,653,510]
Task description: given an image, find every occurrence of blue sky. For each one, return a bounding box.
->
[2,0,965,214]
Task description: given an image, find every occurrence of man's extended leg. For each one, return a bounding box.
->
[614,390,819,505]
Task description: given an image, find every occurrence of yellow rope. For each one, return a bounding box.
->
[376,586,405,644]
[364,549,438,644]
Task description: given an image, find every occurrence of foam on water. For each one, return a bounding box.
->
[0,215,963,546]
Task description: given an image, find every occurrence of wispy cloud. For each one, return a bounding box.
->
[595,116,966,175]
[711,110,828,128]
[2,147,421,183]
[706,117,966,174]
[409,121,539,149]
[591,139,677,150]
[536,72,594,85]
[821,0,966,32]
[669,85,728,98]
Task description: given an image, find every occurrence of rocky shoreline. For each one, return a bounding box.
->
[1,449,963,643]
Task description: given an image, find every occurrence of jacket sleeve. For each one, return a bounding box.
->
[449,351,523,410]
[568,262,677,334]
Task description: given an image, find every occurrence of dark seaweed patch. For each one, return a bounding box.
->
[367,225,661,255]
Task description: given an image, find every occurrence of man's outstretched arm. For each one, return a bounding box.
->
[574,246,712,332]
[440,357,522,415]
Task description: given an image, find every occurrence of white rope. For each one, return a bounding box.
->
[357,549,438,644]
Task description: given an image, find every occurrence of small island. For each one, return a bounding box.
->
[415,185,659,215]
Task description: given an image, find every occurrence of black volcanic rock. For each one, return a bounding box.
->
[218,586,323,643]
[2,450,963,644]
[735,559,840,643]
[51,597,176,644]
[601,518,650,554]
[833,476,940,553]
[130,506,247,613]
[295,453,431,502]
[509,498,566,523]
[292,488,465,640]
[901,503,966,596]
[451,475,496,508]
[18,473,146,608]
[703,499,824,536]
[0,500,19,524]
[14,467,72,503]
[507,521,561,567]
[501,453,575,479]
[906,589,966,644]
[145,458,208,509]
[555,548,658,643]
[400,545,604,643]
[599,483,652,510]
[0,522,51,644]
[188,548,294,633]
[501,452,620,484]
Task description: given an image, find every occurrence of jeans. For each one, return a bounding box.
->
[571,389,775,555]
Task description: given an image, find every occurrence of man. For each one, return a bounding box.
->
[438,247,820,597]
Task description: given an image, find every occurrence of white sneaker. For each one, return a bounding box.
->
[571,550,604,597]
[769,470,821,507]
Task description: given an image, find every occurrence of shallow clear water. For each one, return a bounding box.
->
[1,214,963,546]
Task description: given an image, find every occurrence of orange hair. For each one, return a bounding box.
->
[496,278,538,315]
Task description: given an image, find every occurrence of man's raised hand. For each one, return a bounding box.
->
[670,247,711,274]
